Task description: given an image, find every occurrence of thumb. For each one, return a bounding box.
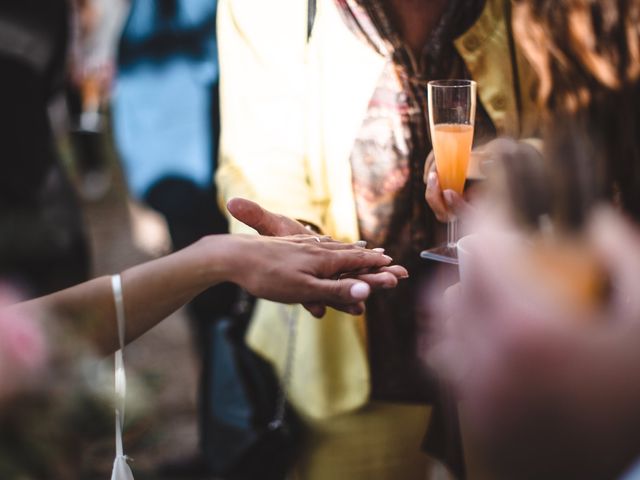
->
[227,197,278,236]
[310,278,371,305]
[442,189,474,218]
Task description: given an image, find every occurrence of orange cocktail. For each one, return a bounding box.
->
[432,123,474,194]
[421,79,476,262]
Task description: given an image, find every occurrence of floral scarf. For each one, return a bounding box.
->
[336,0,493,401]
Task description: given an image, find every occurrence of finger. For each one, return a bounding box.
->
[425,172,451,222]
[280,236,377,253]
[355,271,398,289]
[227,198,308,236]
[285,234,334,244]
[377,265,409,278]
[308,278,372,305]
[227,198,279,235]
[303,302,327,318]
[312,241,371,251]
[338,264,409,278]
[442,189,474,219]
[423,150,436,184]
[324,250,393,275]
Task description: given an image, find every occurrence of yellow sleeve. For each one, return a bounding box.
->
[215,0,324,234]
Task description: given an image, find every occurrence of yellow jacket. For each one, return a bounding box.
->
[216,0,539,419]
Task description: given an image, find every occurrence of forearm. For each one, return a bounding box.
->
[9,236,235,355]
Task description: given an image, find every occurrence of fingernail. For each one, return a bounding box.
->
[355,240,367,248]
[373,248,385,253]
[350,282,370,300]
[428,172,437,188]
[383,282,395,289]
[383,255,393,262]
[400,274,410,279]
[443,190,455,207]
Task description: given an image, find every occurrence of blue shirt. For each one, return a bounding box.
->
[112,0,218,199]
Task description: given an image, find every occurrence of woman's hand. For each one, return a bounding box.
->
[424,150,469,222]
[226,197,408,317]
[212,234,401,317]
[227,197,311,236]
[424,141,508,222]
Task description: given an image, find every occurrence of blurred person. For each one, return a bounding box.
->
[429,205,640,480]
[0,0,91,296]
[67,0,128,200]
[429,0,640,477]
[111,0,233,473]
[216,0,541,477]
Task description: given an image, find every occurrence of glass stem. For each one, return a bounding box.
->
[447,218,458,248]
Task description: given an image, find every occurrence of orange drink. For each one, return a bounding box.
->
[421,79,476,263]
[433,123,474,194]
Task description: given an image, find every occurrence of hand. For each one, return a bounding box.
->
[424,151,472,222]
[223,234,396,317]
[227,197,310,236]
[427,208,640,478]
[227,198,408,317]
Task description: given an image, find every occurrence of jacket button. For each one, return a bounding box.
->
[491,95,508,111]
[463,35,480,51]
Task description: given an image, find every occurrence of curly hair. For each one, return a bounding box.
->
[513,0,640,222]
[514,0,640,113]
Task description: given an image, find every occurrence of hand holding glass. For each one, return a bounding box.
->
[421,80,477,264]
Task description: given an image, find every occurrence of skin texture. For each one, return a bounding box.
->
[226,197,409,318]
[6,200,405,355]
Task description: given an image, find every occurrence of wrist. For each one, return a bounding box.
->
[197,234,248,288]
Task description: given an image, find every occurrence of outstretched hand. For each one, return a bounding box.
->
[227,198,408,317]
[224,234,398,317]
[227,197,310,236]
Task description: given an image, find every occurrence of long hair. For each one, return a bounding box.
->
[512,0,640,222]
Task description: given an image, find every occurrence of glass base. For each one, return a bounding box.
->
[420,244,459,265]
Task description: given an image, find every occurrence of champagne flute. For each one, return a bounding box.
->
[421,79,477,264]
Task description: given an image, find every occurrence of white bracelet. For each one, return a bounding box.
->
[111,274,126,350]
[110,273,132,469]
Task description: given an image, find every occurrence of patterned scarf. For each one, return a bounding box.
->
[336,0,493,401]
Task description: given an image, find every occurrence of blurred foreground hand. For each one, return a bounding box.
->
[427,206,640,480]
